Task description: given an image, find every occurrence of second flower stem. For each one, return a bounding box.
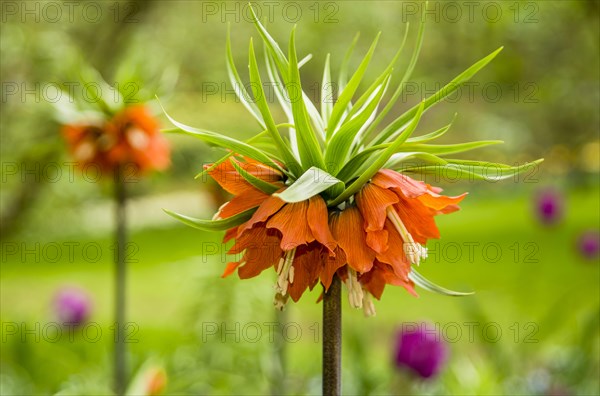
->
[114,167,127,396]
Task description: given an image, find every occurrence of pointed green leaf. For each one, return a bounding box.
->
[397,140,503,156]
[263,47,299,157]
[375,47,504,145]
[329,101,425,207]
[404,159,543,181]
[163,207,256,231]
[286,28,326,170]
[335,144,388,182]
[348,22,410,121]
[226,25,265,128]
[409,269,474,296]
[303,91,326,141]
[327,33,381,137]
[249,5,288,78]
[229,158,280,194]
[298,54,312,68]
[407,114,457,143]
[160,102,282,172]
[248,38,302,176]
[321,54,333,124]
[193,126,277,180]
[385,152,447,169]
[338,32,361,93]
[364,17,425,141]
[194,152,233,180]
[325,77,390,171]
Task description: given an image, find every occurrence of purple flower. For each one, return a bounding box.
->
[578,230,599,260]
[54,287,91,326]
[394,323,448,379]
[535,188,563,225]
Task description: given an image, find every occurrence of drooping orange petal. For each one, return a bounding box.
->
[227,226,277,254]
[235,227,283,279]
[359,264,387,299]
[221,261,241,278]
[360,262,417,299]
[237,192,286,235]
[210,156,282,193]
[321,248,346,290]
[428,185,444,194]
[236,156,283,182]
[380,263,417,297]
[206,159,261,195]
[366,229,388,254]
[329,207,375,273]
[288,245,322,302]
[439,204,461,214]
[376,220,411,280]
[307,196,337,253]
[394,198,440,243]
[223,226,239,243]
[218,188,270,219]
[356,182,399,232]
[418,191,467,211]
[266,201,314,251]
[372,169,429,198]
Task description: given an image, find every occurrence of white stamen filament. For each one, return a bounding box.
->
[274,248,296,306]
[387,207,428,266]
[345,268,364,309]
[273,249,295,310]
[362,291,376,317]
[275,257,285,274]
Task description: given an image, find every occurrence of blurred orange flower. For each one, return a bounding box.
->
[62,105,170,175]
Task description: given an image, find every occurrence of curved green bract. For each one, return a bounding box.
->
[409,269,474,296]
[229,158,280,195]
[163,207,257,231]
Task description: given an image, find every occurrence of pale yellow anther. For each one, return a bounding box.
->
[345,268,364,309]
[273,249,296,309]
[387,207,428,266]
[362,291,376,317]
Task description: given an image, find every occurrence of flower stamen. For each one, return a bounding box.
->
[273,248,296,310]
[362,291,376,317]
[345,267,364,309]
[387,207,428,265]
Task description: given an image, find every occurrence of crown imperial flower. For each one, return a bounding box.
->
[164,12,542,315]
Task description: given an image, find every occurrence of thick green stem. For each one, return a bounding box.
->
[323,275,342,396]
[114,167,127,395]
